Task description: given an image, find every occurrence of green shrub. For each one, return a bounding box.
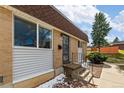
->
[87,52,108,64]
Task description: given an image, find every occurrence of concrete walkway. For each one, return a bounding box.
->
[93,62,124,88]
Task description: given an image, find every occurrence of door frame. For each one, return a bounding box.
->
[62,34,70,64]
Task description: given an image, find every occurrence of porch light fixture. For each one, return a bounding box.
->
[58,45,62,50]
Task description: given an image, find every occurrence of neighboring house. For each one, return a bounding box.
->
[0,5,88,88]
[110,41,124,50]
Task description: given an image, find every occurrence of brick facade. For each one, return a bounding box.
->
[0,7,12,86]
[53,29,63,76]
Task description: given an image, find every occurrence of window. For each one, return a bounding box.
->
[14,16,52,49]
[39,27,52,48]
[14,16,37,47]
[78,41,82,48]
[78,41,80,48]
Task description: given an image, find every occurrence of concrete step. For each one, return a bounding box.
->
[71,67,86,79]
[80,69,90,79]
[84,73,93,83]
[71,68,92,82]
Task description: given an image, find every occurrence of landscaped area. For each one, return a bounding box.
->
[107,53,124,63]
[38,74,96,88]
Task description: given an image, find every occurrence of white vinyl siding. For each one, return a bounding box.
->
[13,47,53,83]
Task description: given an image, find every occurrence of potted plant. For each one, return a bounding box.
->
[87,52,108,78]
[87,52,108,64]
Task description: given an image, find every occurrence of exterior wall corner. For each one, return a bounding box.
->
[0,6,12,86]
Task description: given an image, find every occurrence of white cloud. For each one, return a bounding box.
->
[105,35,116,43]
[55,5,99,25]
[105,34,122,43]
[110,10,124,32]
[55,5,111,25]
[55,5,112,44]
[113,10,124,23]
[55,5,124,33]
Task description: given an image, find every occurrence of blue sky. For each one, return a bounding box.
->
[96,5,124,18]
[55,5,124,45]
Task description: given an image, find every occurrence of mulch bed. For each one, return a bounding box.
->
[52,80,97,88]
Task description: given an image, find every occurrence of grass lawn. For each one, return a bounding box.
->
[106,54,124,63]
[119,50,124,55]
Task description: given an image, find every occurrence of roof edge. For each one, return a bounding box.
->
[50,5,88,38]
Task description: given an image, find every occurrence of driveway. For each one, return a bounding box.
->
[93,62,124,88]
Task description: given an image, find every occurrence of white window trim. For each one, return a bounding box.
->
[37,24,39,48]
[38,25,53,50]
[12,12,14,50]
[12,14,53,50]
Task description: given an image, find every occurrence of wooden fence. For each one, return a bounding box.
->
[87,46,119,54]
[100,46,119,54]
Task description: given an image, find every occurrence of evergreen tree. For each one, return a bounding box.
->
[91,12,112,52]
[113,37,120,43]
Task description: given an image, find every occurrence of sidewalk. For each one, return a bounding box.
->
[93,62,124,88]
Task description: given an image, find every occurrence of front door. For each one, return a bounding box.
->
[62,34,70,64]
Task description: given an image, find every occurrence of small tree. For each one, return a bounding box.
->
[113,37,120,43]
[91,12,112,52]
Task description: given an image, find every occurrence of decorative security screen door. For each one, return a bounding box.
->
[62,34,70,64]
[78,48,83,64]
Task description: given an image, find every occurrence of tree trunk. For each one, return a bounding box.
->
[98,47,100,53]
[98,42,100,53]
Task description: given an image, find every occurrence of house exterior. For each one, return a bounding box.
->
[0,5,88,88]
[110,41,124,50]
